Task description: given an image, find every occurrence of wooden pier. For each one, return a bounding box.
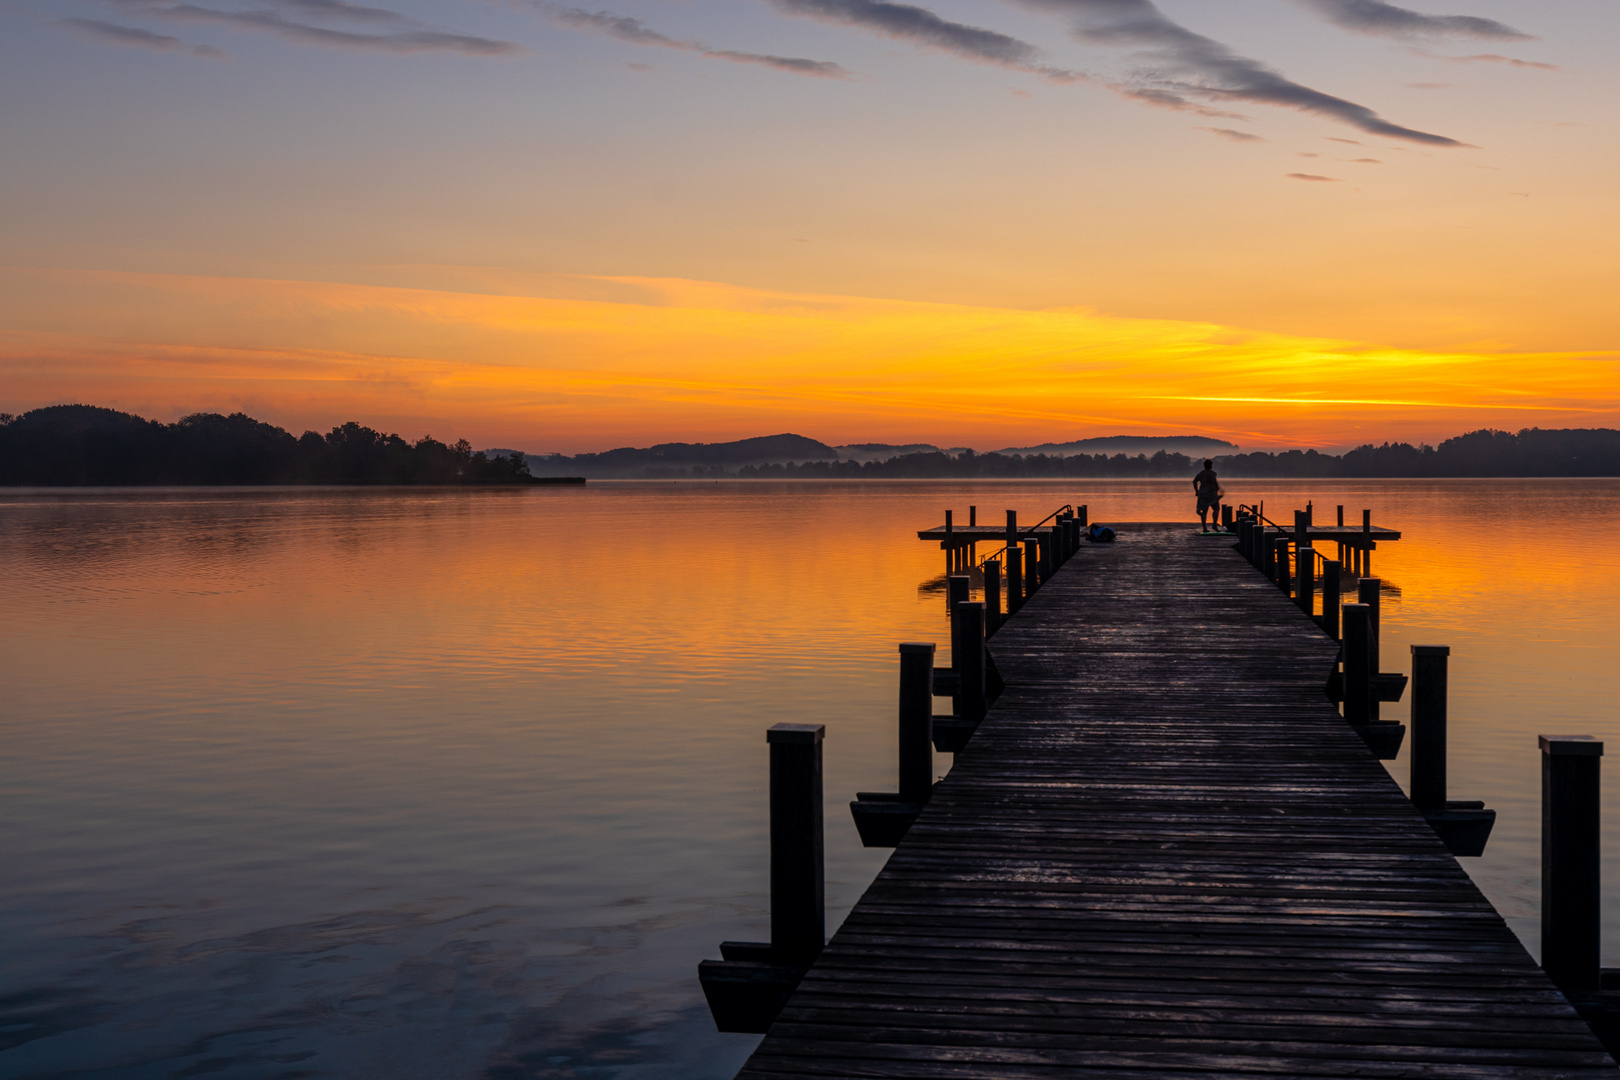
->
[729,522,1616,1077]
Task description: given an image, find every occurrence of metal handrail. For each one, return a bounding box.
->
[970,503,1075,571]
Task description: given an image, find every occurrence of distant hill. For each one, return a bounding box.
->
[529,433,837,477]
[996,435,1239,457]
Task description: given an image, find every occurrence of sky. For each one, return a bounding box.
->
[1,0,1616,452]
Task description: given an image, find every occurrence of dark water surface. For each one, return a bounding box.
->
[2,480,1617,1078]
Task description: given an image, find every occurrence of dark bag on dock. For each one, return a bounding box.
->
[1085,525,1116,543]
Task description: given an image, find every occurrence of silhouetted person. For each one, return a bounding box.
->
[1193,459,1221,531]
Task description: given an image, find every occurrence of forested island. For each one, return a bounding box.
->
[2,404,1618,484]
[0,405,540,485]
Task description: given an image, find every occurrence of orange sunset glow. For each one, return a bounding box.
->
[4,0,1618,451]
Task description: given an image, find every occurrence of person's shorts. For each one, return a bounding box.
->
[1197,492,1219,512]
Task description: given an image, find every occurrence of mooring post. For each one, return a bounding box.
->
[954,601,987,722]
[1296,544,1315,615]
[1359,577,1381,720]
[1221,504,1234,531]
[1342,603,1372,724]
[1410,645,1450,812]
[897,644,934,805]
[1322,559,1342,640]
[1005,509,1017,551]
[1540,734,1603,997]
[944,509,954,574]
[767,723,825,965]
[1005,543,1022,612]
[1260,524,1273,576]
[969,505,976,527]
[1363,509,1373,578]
[1337,504,1345,527]
[1025,541,1040,597]
[1042,531,1055,580]
[1077,505,1087,528]
[1294,510,1307,549]
[1274,537,1292,595]
[982,558,1002,634]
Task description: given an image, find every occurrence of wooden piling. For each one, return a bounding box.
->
[767,723,825,965]
[1025,541,1040,597]
[1296,544,1314,615]
[1363,509,1374,577]
[944,509,954,574]
[897,644,934,805]
[1410,645,1450,812]
[1322,559,1342,641]
[1076,504,1087,528]
[1005,543,1023,612]
[1541,734,1604,996]
[1274,537,1292,595]
[1337,504,1345,527]
[1005,509,1017,551]
[1342,603,1372,724]
[982,558,1002,635]
[954,601,987,722]
[1359,578,1381,721]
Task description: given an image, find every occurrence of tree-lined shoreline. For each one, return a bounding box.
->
[2,404,1618,484]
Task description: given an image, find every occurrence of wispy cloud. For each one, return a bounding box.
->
[1012,0,1464,145]
[104,0,521,55]
[62,16,225,55]
[1413,48,1557,71]
[766,0,1083,82]
[548,7,848,77]
[1196,126,1262,142]
[1288,172,1341,181]
[1291,0,1530,41]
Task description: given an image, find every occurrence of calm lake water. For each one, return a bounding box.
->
[3,479,1617,1079]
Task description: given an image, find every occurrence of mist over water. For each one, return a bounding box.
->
[2,479,1616,1078]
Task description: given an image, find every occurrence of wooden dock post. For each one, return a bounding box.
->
[1342,602,1405,759]
[1363,509,1374,578]
[1337,504,1345,527]
[944,509,955,574]
[699,723,825,1032]
[1076,504,1087,528]
[1025,541,1040,597]
[1005,543,1023,612]
[1273,537,1292,595]
[1410,646,1449,813]
[1005,509,1017,551]
[1343,604,1372,725]
[1221,504,1234,531]
[1541,735,1603,997]
[983,558,1002,635]
[1410,645,1495,857]
[898,644,934,804]
[1359,578,1381,721]
[850,645,936,848]
[1296,545,1315,615]
[1322,559,1342,640]
[769,723,825,964]
[954,601,987,722]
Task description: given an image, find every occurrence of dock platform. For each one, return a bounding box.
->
[737,523,1612,1078]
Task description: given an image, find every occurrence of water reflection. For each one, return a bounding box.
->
[1,480,1617,1077]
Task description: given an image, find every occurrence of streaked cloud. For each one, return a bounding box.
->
[1415,49,1557,71]
[548,7,848,78]
[1292,0,1530,41]
[1288,172,1340,181]
[61,16,225,55]
[1013,0,1464,145]
[1196,126,1263,142]
[103,0,520,55]
[766,0,1083,82]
